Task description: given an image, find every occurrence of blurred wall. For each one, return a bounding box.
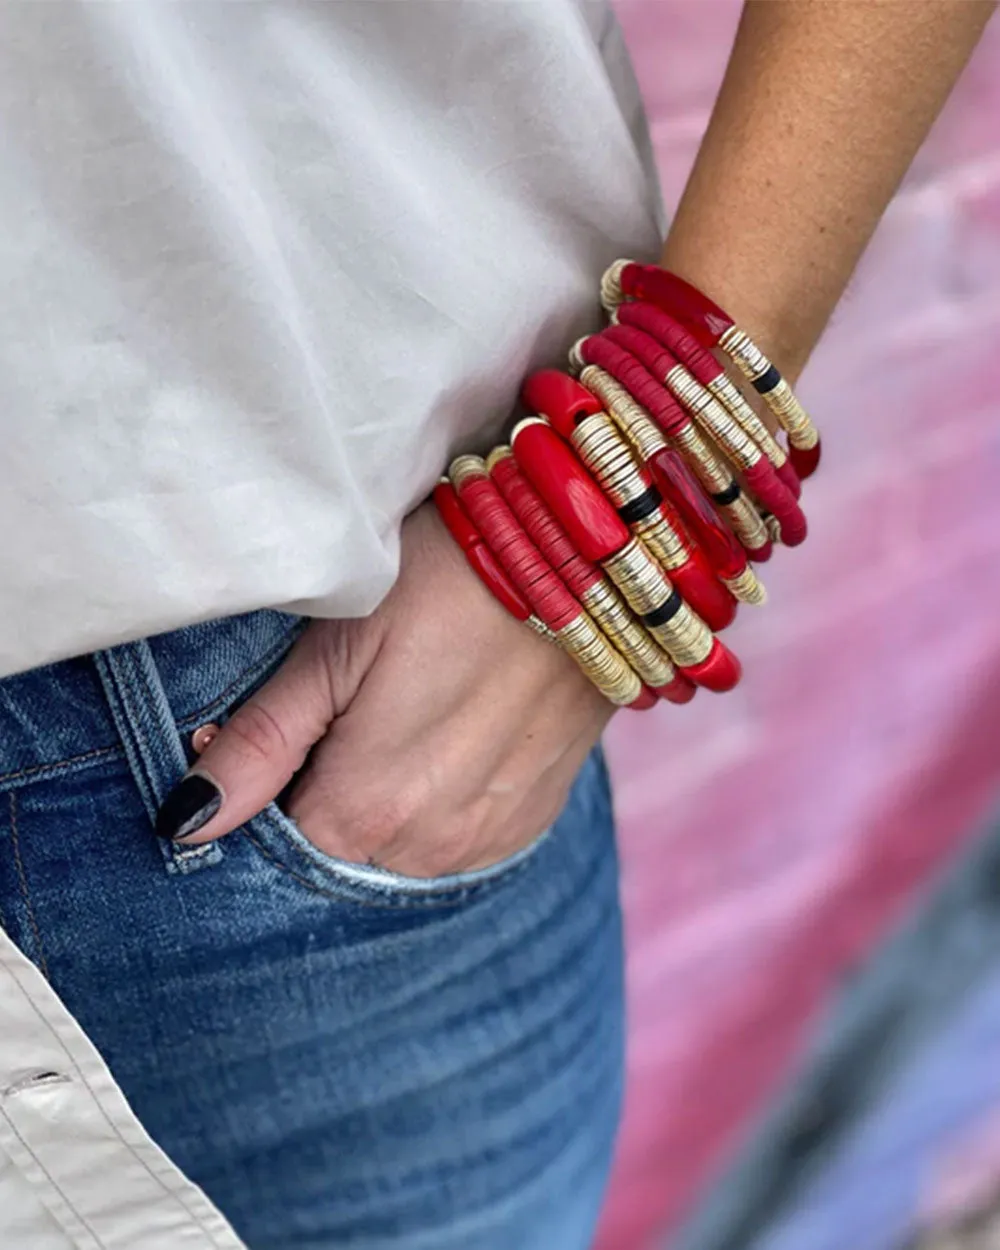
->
[599,5,1000,1248]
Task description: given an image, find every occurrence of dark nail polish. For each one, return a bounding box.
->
[155,774,222,841]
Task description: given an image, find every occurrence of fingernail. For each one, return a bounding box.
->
[155,774,223,841]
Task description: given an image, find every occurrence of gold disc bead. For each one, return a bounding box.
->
[599,539,713,667]
[665,363,760,472]
[555,613,643,707]
[579,577,680,690]
[578,366,669,463]
[599,258,631,315]
[718,326,820,451]
[672,424,771,554]
[570,414,690,571]
[705,373,789,468]
[448,453,489,490]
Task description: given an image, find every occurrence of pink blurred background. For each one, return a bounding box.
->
[600,5,1000,1248]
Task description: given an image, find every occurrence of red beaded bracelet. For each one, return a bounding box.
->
[601,260,822,478]
[431,262,821,712]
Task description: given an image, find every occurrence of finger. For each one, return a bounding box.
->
[154,631,336,844]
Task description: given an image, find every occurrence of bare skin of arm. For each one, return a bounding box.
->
[164,2,994,874]
[661,0,996,381]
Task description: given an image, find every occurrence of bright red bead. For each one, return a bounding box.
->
[684,638,742,693]
[510,420,630,564]
[629,686,659,712]
[669,551,737,632]
[619,264,734,348]
[654,673,697,705]
[463,545,533,622]
[433,479,481,552]
[521,370,603,440]
[647,449,748,582]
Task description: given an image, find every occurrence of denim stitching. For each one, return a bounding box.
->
[8,793,49,980]
[99,656,161,824]
[0,623,304,788]
[0,745,117,788]
[0,954,240,1250]
[173,626,306,731]
[0,1108,104,1249]
[133,643,188,783]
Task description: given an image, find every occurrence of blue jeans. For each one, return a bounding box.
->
[0,610,624,1250]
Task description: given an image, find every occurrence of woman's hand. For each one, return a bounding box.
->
[155,503,612,876]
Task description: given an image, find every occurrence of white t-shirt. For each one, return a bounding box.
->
[0,0,662,677]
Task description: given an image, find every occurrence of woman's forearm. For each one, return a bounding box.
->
[659,0,995,380]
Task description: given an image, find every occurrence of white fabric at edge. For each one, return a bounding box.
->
[0,930,246,1250]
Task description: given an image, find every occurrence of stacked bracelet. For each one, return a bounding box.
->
[434,261,821,711]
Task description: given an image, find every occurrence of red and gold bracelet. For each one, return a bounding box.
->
[601,260,822,478]
[433,262,821,711]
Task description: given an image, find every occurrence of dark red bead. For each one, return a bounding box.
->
[521,370,603,440]
[511,420,630,564]
[616,301,723,387]
[603,323,677,380]
[743,460,807,547]
[776,458,802,499]
[578,335,688,437]
[789,439,822,479]
[647,448,749,582]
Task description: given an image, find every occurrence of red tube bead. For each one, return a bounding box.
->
[630,686,659,712]
[669,551,737,633]
[464,544,534,622]
[433,478,482,553]
[684,638,742,693]
[646,449,750,581]
[489,454,604,599]
[521,370,603,439]
[510,419,631,563]
[619,264,734,348]
[455,473,580,631]
[654,673,697,705]
[433,480,534,622]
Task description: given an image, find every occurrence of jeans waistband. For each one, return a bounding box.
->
[0,610,305,791]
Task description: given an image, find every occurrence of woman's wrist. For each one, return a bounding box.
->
[657,235,814,386]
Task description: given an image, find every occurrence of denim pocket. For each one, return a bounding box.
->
[242,799,552,910]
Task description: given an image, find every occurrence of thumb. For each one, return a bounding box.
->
[154,629,337,844]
